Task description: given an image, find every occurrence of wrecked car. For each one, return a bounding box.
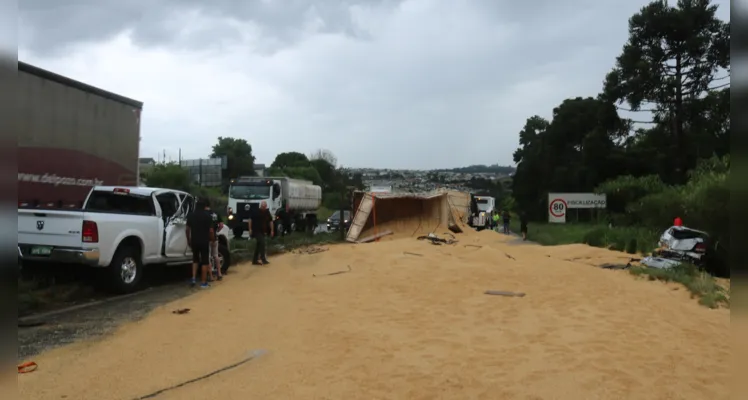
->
[641,226,710,269]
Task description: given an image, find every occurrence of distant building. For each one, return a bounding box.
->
[138,158,156,184]
[254,163,266,177]
[180,157,227,187]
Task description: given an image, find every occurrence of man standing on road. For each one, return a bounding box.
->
[519,210,529,241]
[187,200,214,289]
[249,201,274,265]
[205,201,223,281]
[501,209,511,234]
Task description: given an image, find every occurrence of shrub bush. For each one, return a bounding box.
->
[595,174,667,216]
[193,186,228,214]
[600,155,729,276]
[582,227,606,247]
[626,238,638,254]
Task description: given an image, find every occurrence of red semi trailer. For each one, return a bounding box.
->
[17,61,142,208]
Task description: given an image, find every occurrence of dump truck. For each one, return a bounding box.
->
[17,61,142,209]
[226,176,322,238]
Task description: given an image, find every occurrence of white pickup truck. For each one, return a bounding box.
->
[18,186,231,293]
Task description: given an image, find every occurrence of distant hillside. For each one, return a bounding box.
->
[436,164,515,175]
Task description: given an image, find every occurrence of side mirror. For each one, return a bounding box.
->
[272,183,281,199]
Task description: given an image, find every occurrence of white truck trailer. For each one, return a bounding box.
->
[226,176,322,238]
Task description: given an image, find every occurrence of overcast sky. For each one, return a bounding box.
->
[18,0,730,170]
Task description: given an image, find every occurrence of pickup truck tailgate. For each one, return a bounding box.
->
[18,209,85,248]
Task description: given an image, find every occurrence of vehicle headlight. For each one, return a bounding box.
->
[344,219,349,223]
[228,215,234,220]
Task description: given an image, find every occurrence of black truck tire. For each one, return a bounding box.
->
[106,245,143,294]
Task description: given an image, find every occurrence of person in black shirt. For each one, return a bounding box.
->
[186,200,214,288]
[519,210,529,241]
[205,201,224,281]
[248,201,274,265]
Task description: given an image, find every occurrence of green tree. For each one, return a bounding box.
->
[603,0,730,182]
[210,137,255,185]
[271,152,309,169]
[309,149,338,167]
[310,158,339,191]
[265,165,323,186]
[144,163,192,191]
[511,98,626,219]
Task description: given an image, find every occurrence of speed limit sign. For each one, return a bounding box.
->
[548,198,567,223]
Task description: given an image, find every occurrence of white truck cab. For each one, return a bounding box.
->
[226,177,322,238]
[18,186,231,293]
[471,196,496,230]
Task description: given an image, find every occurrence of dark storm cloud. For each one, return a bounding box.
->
[19,0,401,56]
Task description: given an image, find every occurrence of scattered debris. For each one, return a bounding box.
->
[132,350,267,399]
[404,252,423,257]
[292,246,329,255]
[417,233,457,246]
[313,265,352,277]
[504,253,516,260]
[357,230,394,243]
[640,256,683,269]
[600,264,629,270]
[484,290,526,297]
[172,308,191,315]
[18,361,38,374]
[464,244,482,249]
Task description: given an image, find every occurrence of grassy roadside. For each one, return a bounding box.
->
[507,218,728,309]
[508,218,659,254]
[19,278,105,317]
[629,264,730,309]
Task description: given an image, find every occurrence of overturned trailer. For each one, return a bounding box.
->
[347,190,470,242]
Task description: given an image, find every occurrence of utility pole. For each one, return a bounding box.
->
[199,159,203,187]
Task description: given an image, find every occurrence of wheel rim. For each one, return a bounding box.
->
[120,257,137,284]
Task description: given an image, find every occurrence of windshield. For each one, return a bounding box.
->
[85,191,154,216]
[476,199,491,211]
[229,185,270,200]
[329,211,351,220]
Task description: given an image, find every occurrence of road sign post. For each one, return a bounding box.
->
[548,197,567,223]
[547,193,606,223]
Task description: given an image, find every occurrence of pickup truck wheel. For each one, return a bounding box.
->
[218,244,231,274]
[107,246,143,294]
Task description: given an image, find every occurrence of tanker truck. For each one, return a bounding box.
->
[226,176,322,238]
